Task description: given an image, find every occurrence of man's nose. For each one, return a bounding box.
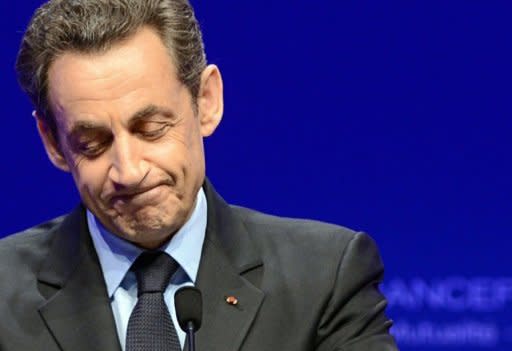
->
[108,137,147,187]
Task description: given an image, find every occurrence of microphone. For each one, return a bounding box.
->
[175,286,202,351]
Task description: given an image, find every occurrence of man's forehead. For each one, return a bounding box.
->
[46,28,186,129]
[47,27,178,98]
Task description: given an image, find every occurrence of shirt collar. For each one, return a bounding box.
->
[88,188,207,298]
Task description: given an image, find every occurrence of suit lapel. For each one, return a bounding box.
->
[194,181,265,351]
[37,207,121,351]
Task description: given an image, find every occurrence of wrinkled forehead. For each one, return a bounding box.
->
[46,27,187,131]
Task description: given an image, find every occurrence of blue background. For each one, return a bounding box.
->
[3,1,511,350]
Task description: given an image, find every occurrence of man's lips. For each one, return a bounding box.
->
[106,184,167,204]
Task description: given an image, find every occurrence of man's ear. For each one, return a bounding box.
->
[33,111,70,172]
[197,64,224,137]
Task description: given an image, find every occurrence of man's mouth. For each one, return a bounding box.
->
[109,184,167,206]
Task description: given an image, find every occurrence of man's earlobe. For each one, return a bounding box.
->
[34,112,70,172]
[198,64,224,137]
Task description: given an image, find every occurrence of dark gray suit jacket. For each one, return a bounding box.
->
[0,182,398,350]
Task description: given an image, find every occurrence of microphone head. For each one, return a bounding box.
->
[175,286,202,332]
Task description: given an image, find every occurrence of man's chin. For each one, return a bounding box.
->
[108,213,182,245]
[90,200,190,246]
[110,223,173,248]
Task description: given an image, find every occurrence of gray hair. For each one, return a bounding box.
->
[16,0,207,139]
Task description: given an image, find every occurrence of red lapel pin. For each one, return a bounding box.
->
[225,295,238,306]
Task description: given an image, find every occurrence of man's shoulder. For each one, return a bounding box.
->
[225,204,386,308]
[0,214,68,262]
[230,204,362,251]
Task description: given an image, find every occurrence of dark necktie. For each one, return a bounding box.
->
[126,251,181,351]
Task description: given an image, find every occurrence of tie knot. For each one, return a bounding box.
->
[132,251,179,295]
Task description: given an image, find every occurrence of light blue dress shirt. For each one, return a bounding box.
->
[87,188,207,350]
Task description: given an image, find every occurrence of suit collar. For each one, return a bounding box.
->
[202,179,262,274]
[37,206,84,288]
[37,206,122,351]
[195,180,265,351]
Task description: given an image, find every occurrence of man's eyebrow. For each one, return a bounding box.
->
[67,105,176,137]
[129,104,176,124]
[69,121,109,138]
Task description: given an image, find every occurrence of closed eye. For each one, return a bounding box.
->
[76,139,111,158]
[134,122,171,140]
[69,127,112,158]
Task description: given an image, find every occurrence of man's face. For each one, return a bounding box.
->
[40,27,223,249]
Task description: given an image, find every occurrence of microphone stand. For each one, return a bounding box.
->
[186,321,197,351]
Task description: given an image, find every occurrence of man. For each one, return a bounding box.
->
[0,1,398,350]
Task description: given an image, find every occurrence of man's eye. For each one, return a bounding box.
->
[138,124,169,140]
[77,141,108,157]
